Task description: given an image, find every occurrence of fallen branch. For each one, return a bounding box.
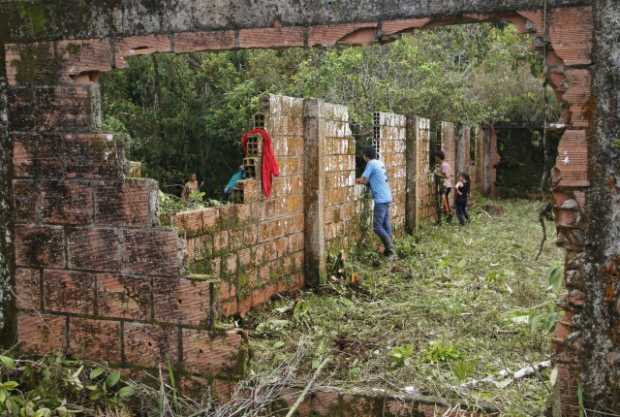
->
[285,357,330,417]
[459,360,551,390]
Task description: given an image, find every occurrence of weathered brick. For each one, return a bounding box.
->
[12,180,39,223]
[97,274,152,320]
[68,318,121,363]
[123,229,183,277]
[182,328,244,375]
[43,270,96,315]
[114,35,173,68]
[8,86,96,132]
[309,23,378,47]
[213,230,229,253]
[64,133,122,179]
[15,225,65,268]
[12,133,64,178]
[555,130,589,187]
[238,27,305,49]
[17,312,66,355]
[153,277,212,326]
[549,6,593,66]
[40,181,94,225]
[14,268,41,311]
[202,208,219,231]
[124,322,178,367]
[67,228,122,272]
[223,254,238,276]
[95,179,157,226]
[174,209,204,235]
[173,31,236,53]
[55,39,114,82]
[5,42,58,86]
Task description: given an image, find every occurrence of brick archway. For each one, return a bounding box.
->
[0,4,596,416]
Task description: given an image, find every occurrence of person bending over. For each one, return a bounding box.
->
[356,147,395,258]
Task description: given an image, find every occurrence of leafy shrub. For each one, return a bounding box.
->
[0,354,134,417]
[388,345,414,369]
[422,341,462,364]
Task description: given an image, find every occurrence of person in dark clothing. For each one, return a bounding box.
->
[455,172,471,225]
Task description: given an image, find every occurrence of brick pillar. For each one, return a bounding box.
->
[303,99,326,288]
[456,126,471,176]
[405,116,417,234]
[441,122,457,206]
[415,117,432,226]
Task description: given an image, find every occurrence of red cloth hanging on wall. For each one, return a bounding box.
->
[241,128,280,198]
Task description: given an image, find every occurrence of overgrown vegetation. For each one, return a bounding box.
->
[246,198,562,417]
[101,24,559,198]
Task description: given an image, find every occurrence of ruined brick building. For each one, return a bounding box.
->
[0,1,618,416]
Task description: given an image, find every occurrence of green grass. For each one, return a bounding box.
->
[246,198,562,417]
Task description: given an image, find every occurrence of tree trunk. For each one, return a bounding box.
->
[582,1,620,414]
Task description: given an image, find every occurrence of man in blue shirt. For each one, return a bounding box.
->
[356,147,395,257]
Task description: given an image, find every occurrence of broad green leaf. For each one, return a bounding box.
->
[106,371,121,388]
[0,356,15,370]
[89,367,105,380]
[118,386,135,399]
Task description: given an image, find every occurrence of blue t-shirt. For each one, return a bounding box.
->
[362,159,392,204]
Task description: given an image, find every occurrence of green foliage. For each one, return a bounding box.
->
[388,345,414,369]
[250,199,562,416]
[0,355,134,416]
[101,24,557,196]
[422,340,463,364]
[451,359,479,382]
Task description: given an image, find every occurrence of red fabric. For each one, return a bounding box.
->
[241,128,280,198]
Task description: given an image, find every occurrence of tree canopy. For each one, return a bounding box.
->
[101,23,559,198]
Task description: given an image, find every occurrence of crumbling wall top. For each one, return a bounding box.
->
[0,0,591,44]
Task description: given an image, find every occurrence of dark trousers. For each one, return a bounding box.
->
[373,202,394,254]
[455,200,469,225]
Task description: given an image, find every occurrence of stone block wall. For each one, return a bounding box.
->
[376,112,407,232]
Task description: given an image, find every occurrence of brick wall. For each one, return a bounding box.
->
[7,54,247,386]
[414,118,435,224]
[441,122,457,206]
[172,95,305,318]
[376,112,407,232]
[2,7,597,411]
[319,103,361,253]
